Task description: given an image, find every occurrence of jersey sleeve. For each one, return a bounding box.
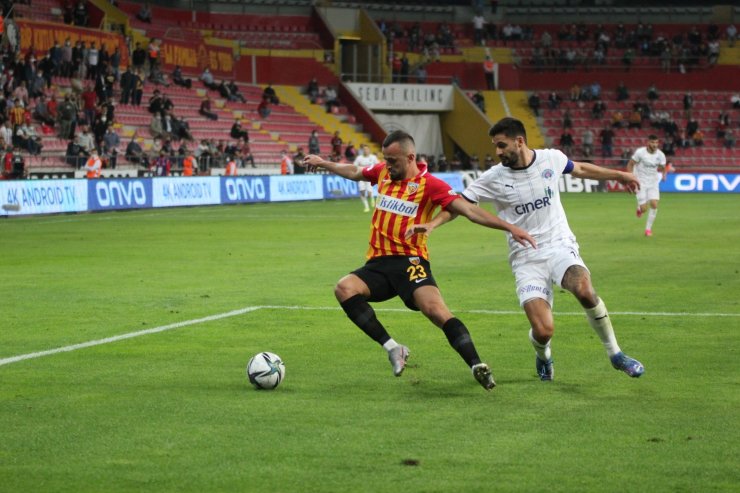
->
[657,151,667,166]
[630,148,641,162]
[426,175,460,209]
[361,162,383,184]
[551,149,571,175]
[462,170,497,203]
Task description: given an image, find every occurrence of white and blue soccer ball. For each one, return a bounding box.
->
[247,352,285,390]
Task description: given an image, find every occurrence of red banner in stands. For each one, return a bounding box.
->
[160,39,234,78]
[17,19,129,67]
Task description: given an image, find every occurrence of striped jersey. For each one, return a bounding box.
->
[361,162,459,260]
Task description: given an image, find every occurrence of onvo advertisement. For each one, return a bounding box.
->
[270,175,323,202]
[323,175,358,199]
[88,179,152,211]
[661,173,740,193]
[152,177,221,207]
[221,176,270,204]
[0,179,87,216]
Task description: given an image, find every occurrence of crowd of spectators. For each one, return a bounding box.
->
[0,24,279,178]
[519,23,731,72]
[535,81,738,162]
[378,20,457,61]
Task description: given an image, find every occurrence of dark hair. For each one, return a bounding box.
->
[382,130,415,149]
[647,134,659,141]
[489,117,527,142]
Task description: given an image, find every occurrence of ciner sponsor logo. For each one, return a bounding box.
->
[514,196,551,215]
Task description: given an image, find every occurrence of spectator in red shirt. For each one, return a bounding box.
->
[257,96,271,119]
[81,85,98,127]
[1,146,13,179]
[331,131,342,156]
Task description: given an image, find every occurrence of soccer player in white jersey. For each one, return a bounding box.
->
[407,117,645,381]
[353,144,379,212]
[627,135,666,237]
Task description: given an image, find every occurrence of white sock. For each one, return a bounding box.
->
[360,196,369,209]
[383,339,399,352]
[584,298,621,357]
[529,329,552,362]
[646,208,658,230]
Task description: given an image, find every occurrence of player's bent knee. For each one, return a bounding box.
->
[334,275,367,302]
[416,295,452,327]
[532,321,554,340]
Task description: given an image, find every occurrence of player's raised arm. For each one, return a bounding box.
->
[571,160,640,193]
[447,198,536,249]
[301,154,366,181]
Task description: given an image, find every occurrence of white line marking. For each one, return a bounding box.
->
[1,305,737,367]
[0,306,262,367]
[265,306,740,317]
[499,91,511,117]
[467,309,740,317]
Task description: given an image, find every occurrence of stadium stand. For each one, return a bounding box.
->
[1,0,738,178]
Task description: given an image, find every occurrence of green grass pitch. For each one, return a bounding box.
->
[1,193,738,492]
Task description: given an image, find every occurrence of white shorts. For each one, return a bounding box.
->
[358,181,373,193]
[510,243,589,307]
[636,184,660,204]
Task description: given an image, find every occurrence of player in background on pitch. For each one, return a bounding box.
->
[407,118,645,382]
[353,144,379,212]
[302,130,536,391]
[627,134,667,237]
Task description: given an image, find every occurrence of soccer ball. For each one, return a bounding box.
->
[247,352,285,390]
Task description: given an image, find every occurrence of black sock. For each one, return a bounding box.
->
[340,294,391,346]
[442,318,482,367]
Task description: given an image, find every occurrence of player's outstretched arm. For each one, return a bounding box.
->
[571,160,640,194]
[301,154,365,181]
[405,209,458,239]
[447,198,537,249]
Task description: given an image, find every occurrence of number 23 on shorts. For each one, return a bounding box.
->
[406,265,428,281]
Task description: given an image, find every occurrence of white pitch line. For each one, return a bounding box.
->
[0,306,263,367]
[1,305,738,368]
[467,309,740,317]
[266,305,740,317]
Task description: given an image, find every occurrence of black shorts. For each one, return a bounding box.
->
[351,256,438,311]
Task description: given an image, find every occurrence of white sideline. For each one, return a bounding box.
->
[0,306,262,367]
[1,305,738,367]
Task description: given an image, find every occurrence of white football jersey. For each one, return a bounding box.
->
[463,148,576,258]
[631,146,666,188]
[354,153,379,168]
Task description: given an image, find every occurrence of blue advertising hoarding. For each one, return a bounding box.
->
[220,176,270,204]
[661,173,740,193]
[1,172,737,217]
[88,178,152,211]
[323,175,359,199]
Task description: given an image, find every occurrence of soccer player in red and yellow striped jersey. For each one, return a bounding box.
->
[302,130,536,390]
